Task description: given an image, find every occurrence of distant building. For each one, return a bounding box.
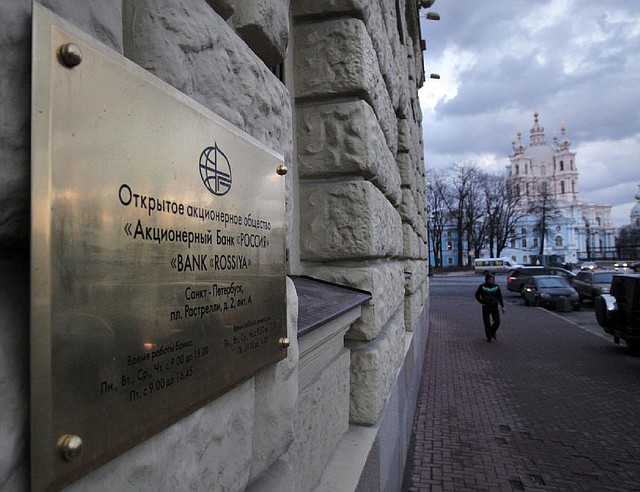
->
[433,113,615,267]
[630,181,640,227]
[502,112,614,265]
[616,181,640,259]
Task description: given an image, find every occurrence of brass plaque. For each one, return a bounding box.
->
[31,5,286,490]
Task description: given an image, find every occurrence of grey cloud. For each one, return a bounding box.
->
[421,0,640,224]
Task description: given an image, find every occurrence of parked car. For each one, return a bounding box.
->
[632,262,640,273]
[579,261,598,270]
[572,269,616,303]
[473,257,521,274]
[506,266,575,296]
[522,275,580,309]
[595,273,640,350]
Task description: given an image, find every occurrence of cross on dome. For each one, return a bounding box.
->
[529,111,546,146]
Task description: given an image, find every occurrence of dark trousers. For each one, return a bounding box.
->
[482,304,500,339]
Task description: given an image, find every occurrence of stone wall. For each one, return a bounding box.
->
[0,0,430,490]
[293,0,429,428]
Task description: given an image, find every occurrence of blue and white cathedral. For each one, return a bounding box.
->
[500,112,615,266]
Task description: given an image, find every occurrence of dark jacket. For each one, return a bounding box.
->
[475,282,504,307]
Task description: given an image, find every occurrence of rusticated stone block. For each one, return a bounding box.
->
[403,260,429,295]
[300,181,402,261]
[396,152,415,188]
[304,261,405,341]
[404,288,425,333]
[297,100,401,205]
[123,0,291,160]
[420,239,429,260]
[250,277,299,480]
[288,349,350,492]
[402,223,420,260]
[293,0,410,114]
[398,118,411,153]
[416,212,428,242]
[294,18,397,154]
[398,188,419,227]
[234,0,289,67]
[39,0,123,50]
[347,307,405,425]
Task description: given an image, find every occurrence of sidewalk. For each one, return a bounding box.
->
[402,296,640,491]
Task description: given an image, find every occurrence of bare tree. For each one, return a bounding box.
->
[427,170,449,268]
[616,225,640,260]
[465,170,490,260]
[483,174,526,257]
[441,163,485,266]
[428,164,524,267]
[527,186,558,256]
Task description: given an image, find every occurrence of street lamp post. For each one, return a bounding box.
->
[584,220,591,261]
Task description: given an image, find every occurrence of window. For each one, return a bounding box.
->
[560,181,565,194]
[540,182,547,193]
[446,240,453,250]
[515,164,519,174]
[541,164,546,176]
[560,160,564,171]
[555,236,563,247]
[596,217,602,226]
[523,255,529,264]
[510,239,516,248]
[511,256,517,262]
[556,226,561,232]
[526,183,530,196]
[521,227,527,235]
[572,180,575,192]
[447,257,453,265]
[533,237,538,248]
[594,273,614,283]
[516,184,520,196]
[522,238,527,248]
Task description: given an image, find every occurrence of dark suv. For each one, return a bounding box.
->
[506,266,575,296]
[595,274,640,349]
[572,269,615,303]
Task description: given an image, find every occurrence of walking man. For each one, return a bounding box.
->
[475,272,505,342]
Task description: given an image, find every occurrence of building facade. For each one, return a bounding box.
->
[431,113,615,267]
[630,182,640,228]
[503,113,614,266]
[0,1,431,491]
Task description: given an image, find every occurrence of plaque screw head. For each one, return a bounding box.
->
[276,165,288,176]
[58,43,83,68]
[279,337,290,348]
[57,434,83,461]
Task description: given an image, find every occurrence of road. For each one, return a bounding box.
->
[430,273,609,342]
[403,273,640,491]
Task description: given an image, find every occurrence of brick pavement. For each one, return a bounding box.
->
[402,296,640,491]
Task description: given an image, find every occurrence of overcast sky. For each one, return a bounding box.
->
[418,0,640,228]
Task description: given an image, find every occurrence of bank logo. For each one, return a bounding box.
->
[199,144,232,196]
